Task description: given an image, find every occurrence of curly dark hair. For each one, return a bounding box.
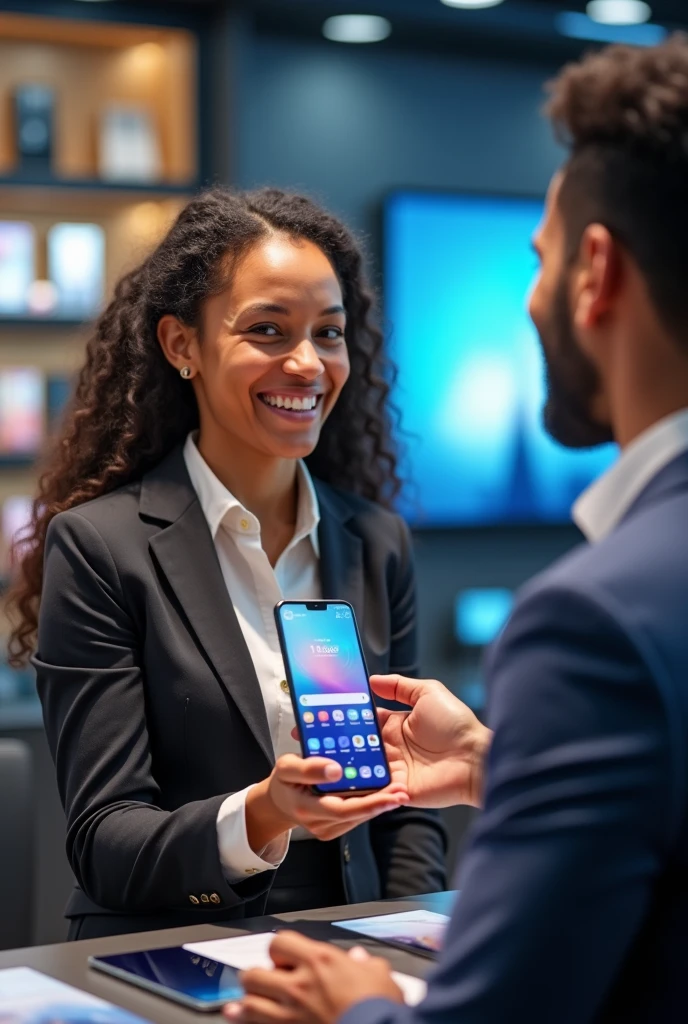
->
[7,186,401,665]
[545,34,688,335]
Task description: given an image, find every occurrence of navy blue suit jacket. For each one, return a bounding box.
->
[344,452,688,1024]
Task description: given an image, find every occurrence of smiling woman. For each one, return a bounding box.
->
[5,187,447,939]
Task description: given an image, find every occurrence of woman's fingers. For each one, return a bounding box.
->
[316,785,408,817]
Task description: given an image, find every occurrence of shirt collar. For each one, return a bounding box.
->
[573,407,688,542]
[183,433,320,557]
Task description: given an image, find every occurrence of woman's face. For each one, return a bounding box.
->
[188,234,350,461]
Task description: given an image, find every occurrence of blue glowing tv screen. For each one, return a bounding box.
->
[384,191,617,526]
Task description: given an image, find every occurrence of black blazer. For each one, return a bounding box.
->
[35,446,446,935]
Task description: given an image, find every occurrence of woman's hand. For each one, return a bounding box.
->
[371,674,492,809]
[245,755,409,852]
[224,932,403,1024]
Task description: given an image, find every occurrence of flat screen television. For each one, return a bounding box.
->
[384,191,617,526]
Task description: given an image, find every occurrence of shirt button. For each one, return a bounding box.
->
[240,518,249,530]
[210,893,221,904]
[189,895,200,905]
[200,893,210,903]
[343,844,351,864]
[280,679,290,694]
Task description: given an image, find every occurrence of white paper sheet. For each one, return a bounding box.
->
[183,933,428,1006]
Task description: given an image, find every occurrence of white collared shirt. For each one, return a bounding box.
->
[183,434,322,882]
[573,408,688,542]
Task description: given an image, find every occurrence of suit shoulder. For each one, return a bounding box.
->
[47,479,143,545]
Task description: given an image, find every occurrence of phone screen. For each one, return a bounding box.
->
[90,947,243,1009]
[276,601,391,793]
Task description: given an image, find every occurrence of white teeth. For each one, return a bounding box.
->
[262,394,318,411]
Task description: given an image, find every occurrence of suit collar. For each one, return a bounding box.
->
[619,448,688,528]
[574,408,688,542]
[313,480,364,619]
[139,445,197,525]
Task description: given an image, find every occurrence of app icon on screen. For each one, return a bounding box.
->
[323,737,336,750]
[362,709,374,722]
[359,766,372,779]
[318,710,330,723]
[338,736,350,749]
[307,738,321,752]
[352,735,365,749]
[374,765,386,778]
[344,767,358,779]
[367,734,380,747]
[347,709,360,722]
[303,712,315,724]
[333,710,345,722]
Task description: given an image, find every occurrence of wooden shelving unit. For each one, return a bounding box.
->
[0,10,203,697]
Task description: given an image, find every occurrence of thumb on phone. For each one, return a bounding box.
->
[370,673,428,708]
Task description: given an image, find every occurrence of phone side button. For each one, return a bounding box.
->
[343,844,351,864]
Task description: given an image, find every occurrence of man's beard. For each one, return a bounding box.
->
[539,279,614,449]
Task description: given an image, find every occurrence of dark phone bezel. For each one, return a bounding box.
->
[274,599,392,796]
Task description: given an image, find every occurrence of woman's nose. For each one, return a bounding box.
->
[284,339,325,378]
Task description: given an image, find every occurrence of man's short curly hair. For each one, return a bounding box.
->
[544,34,688,337]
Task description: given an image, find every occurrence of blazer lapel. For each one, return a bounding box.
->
[141,448,274,765]
[315,481,365,624]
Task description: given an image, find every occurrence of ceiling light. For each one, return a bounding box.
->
[440,0,506,8]
[587,0,651,24]
[322,15,392,43]
[557,11,665,44]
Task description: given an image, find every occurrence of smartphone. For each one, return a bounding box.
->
[274,599,392,794]
[89,947,242,1011]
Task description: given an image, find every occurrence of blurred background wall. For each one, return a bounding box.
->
[0,0,683,945]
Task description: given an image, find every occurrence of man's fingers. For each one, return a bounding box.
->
[269,930,328,969]
[273,754,342,785]
[375,707,393,728]
[235,994,297,1024]
[370,673,436,707]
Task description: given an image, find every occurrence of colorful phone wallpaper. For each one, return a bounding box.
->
[278,603,391,793]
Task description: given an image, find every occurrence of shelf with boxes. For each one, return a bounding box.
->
[0,11,199,189]
[0,7,203,726]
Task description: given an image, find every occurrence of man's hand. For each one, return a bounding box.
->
[372,674,491,808]
[224,932,403,1024]
[245,755,409,853]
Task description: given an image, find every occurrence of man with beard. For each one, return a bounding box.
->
[225,36,688,1024]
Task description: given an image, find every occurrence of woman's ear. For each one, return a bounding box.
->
[157,315,199,374]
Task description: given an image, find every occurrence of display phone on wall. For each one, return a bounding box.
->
[274,600,392,795]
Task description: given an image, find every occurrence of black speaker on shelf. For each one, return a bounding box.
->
[14,84,55,173]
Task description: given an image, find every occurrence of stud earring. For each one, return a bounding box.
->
[180,366,192,379]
